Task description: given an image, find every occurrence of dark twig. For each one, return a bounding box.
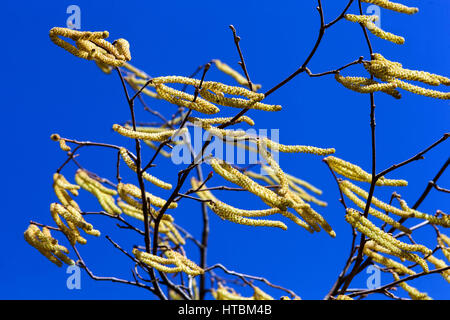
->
[205,264,299,299]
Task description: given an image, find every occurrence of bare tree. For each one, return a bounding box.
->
[26,0,449,300]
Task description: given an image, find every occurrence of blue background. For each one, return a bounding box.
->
[1,0,448,299]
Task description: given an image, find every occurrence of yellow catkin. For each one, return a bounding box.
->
[161,220,186,245]
[324,156,408,186]
[49,204,84,245]
[285,173,322,195]
[340,181,411,218]
[53,184,80,210]
[365,21,405,44]
[392,272,432,300]
[49,27,130,67]
[119,200,179,243]
[426,255,450,283]
[288,181,327,207]
[284,192,321,232]
[53,173,80,195]
[363,244,415,276]
[199,88,281,112]
[398,199,450,228]
[211,201,288,230]
[95,60,112,74]
[208,159,334,234]
[347,212,429,272]
[261,138,335,155]
[125,125,167,133]
[209,158,286,209]
[151,75,282,111]
[280,296,301,300]
[122,62,150,79]
[168,290,183,300]
[38,227,74,266]
[30,225,72,259]
[244,170,277,186]
[133,248,203,276]
[152,221,178,245]
[88,38,122,61]
[212,284,254,300]
[188,117,247,138]
[334,73,401,99]
[117,182,177,209]
[223,139,259,154]
[363,55,450,99]
[438,234,450,261]
[76,170,116,195]
[166,250,204,275]
[258,141,289,196]
[59,139,71,152]
[347,209,431,255]
[346,210,430,269]
[188,116,255,126]
[287,191,336,237]
[367,54,450,85]
[341,179,412,219]
[117,200,146,221]
[336,295,354,300]
[341,183,411,233]
[219,201,286,228]
[364,240,429,274]
[282,180,330,232]
[344,15,404,44]
[126,75,159,99]
[212,59,262,90]
[391,80,450,100]
[344,14,378,24]
[75,170,121,215]
[143,140,172,158]
[69,222,88,244]
[191,177,287,230]
[135,257,182,273]
[156,83,220,114]
[56,203,93,231]
[24,229,62,267]
[361,0,419,15]
[113,124,187,141]
[252,286,274,300]
[369,56,446,86]
[365,240,399,256]
[280,209,316,233]
[24,225,75,267]
[440,234,450,246]
[119,148,172,189]
[50,203,99,238]
[152,76,264,100]
[114,39,131,61]
[261,165,327,207]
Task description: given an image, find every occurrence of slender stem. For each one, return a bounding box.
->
[348,266,450,298]
[333,0,376,296]
[116,67,166,300]
[264,0,354,97]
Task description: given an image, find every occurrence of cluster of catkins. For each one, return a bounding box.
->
[337,0,449,100]
[324,155,450,300]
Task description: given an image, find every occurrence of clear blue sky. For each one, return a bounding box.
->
[1,0,449,299]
